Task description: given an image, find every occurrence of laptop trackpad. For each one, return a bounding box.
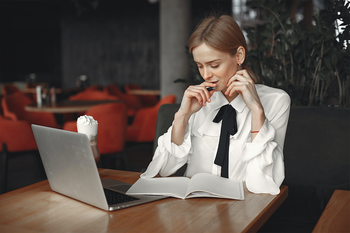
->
[101,179,132,193]
[109,185,131,193]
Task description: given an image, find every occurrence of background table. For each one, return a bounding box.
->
[0,169,288,233]
[128,89,160,95]
[312,190,350,232]
[25,100,120,113]
[22,87,83,94]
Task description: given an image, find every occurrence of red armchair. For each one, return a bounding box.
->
[124,83,159,107]
[0,108,38,194]
[1,83,20,96]
[84,85,102,92]
[126,94,176,143]
[1,91,58,128]
[63,102,130,170]
[66,88,120,120]
[104,83,143,117]
[69,89,119,101]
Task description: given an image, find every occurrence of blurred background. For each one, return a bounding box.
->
[0,0,233,97]
[2,0,337,104]
[1,2,349,232]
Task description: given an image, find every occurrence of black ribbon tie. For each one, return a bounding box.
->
[213,104,238,178]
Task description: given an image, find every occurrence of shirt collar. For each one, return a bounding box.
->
[196,92,246,137]
[211,91,246,113]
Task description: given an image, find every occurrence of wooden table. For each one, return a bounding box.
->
[128,89,160,95]
[22,87,83,94]
[25,100,120,114]
[0,169,288,233]
[313,190,350,233]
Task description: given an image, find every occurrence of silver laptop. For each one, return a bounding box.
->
[31,124,165,211]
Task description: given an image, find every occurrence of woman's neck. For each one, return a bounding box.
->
[222,91,239,103]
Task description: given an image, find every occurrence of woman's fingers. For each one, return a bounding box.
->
[226,80,248,96]
[189,83,216,105]
[226,69,255,95]
[186,85,209,106]
[179,81,217,116]
[227,70,254,87]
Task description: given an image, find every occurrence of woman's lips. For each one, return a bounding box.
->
[206,86,217,91]
[206,81,218,91]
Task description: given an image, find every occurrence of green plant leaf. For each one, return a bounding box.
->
[241,0,349,106]
[332,51,338,66]
[324,57,332,71]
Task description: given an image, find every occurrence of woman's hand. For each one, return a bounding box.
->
[225,69,266,141]
[171,82,216,145]
[225,69,263,113]
[177,82,217,117]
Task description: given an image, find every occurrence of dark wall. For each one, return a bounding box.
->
[61,1,159,89]
[60,0,231,89]
[1,0,231,90]
[0,0,62,86]
[191,0,232,29]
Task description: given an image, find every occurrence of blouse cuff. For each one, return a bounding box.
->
[245,158,281,195]
[241,119,276,162]
[162,123,192,158]
[141,123,192,178]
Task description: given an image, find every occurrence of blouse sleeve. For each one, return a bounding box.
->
[241,93,291,195]
[140,116,194,178]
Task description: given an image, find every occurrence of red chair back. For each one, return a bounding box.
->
[2,84,20,96]
[124,83,158,107]
[127,94,176,142]
[69,89,119,101]
[84,85,102,92]
[63,103,127,154]
[124,83,141,93]
[104,84,143,116]
[104,84,124,97]
[0,114,37,153]
[1,92,58,128]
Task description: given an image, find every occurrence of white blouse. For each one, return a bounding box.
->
[141,84,291,195]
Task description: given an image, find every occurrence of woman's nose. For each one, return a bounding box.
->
[202,67,212,79]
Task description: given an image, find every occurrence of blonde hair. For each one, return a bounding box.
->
[189,15,260,83]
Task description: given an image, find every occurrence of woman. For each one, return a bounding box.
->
[142,15,291,195]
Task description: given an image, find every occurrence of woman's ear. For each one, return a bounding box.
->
[236,46,245,64]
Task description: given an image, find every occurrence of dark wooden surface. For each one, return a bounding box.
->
[313,190,350,233]
[0,169,288,233]
[25,100,120,113]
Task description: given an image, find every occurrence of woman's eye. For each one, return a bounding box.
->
[211,65,219,68]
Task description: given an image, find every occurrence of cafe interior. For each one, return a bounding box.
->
[0,0,349,232]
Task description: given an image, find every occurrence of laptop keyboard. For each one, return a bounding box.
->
[103,188,139,205]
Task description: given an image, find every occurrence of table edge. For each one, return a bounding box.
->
[243,185,289,233]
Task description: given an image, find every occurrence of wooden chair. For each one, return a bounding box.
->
[126,95,176,143]
[63,102,130,170]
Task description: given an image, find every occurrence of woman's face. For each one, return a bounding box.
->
[192,43,238,94]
